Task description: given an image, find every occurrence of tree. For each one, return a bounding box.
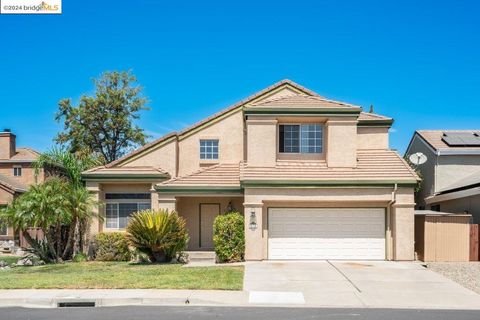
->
[1,178,70,263]
[0,179,98,263]
[55,71,149,163]
[33,147,102,188]
[33,148,101,257]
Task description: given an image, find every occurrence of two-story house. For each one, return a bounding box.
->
[0,130,43,242]
[83,80,419,261]
[405,130,480,222]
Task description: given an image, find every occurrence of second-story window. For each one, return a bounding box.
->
[279,124,323,154]
[13,166,22,177]
[200,139,219,160]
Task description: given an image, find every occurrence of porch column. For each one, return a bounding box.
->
[392,203,415,260]
[86,181,101,236]
[150,184,159,210]
[244,202,264,261]
[158,194,177,212]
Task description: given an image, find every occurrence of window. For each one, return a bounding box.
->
[13,166,22,177]
[105,202,151,229]
[200,139,219,160]
[430,204,441,212]
[279,124,323,154]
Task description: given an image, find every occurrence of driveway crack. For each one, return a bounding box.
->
[327,260,362,293]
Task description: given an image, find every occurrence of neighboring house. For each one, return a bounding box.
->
[405,130,480,222]
[83,80,419,261]
[0,129,44,242]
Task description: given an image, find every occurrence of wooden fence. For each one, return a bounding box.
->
[470,224,480,261]
[19,227,45,248]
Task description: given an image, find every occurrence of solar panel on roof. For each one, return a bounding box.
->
[442,132,480,146]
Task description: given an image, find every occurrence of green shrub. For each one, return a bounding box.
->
[94,232,131,261]
[73,252,88,262]
[213,211,245,263]
[126,209,189,263]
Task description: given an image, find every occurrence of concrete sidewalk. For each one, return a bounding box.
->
[0,289,249,308]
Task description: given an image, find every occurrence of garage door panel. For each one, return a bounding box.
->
[268,208,385,260]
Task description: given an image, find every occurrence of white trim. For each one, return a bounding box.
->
[13,165,22,177]
[425,187,480,204]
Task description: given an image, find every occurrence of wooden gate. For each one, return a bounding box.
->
[19,228,45,248]
[470,224,480,261]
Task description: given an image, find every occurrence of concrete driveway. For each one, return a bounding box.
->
[244,261,480,309]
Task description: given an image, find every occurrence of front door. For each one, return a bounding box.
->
[200,203,220,249]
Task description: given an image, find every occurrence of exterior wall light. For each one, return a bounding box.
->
[249,211,257,231]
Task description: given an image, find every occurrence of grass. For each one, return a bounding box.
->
[0,261,244,290]
[0,255,21,265]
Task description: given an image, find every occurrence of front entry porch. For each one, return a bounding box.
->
[160,196,244,251]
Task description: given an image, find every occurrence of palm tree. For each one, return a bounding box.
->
[0,148,102,263]
[1,178,70,262]
[62,185,98,258]
[33,147,101,188]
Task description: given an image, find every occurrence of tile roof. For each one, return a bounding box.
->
[158,150,418,189]
[416,130,480,151]
[0,147,40,162]
[158,163,241,188]
[83,166,170,178]
[0,173,28,193]
[358,112,392,121]
[240,150,419,183]
[249,94,360,109]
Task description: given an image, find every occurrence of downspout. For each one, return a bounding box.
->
[386,183,398,261]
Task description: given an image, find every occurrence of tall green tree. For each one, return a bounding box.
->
[55,71,149,163]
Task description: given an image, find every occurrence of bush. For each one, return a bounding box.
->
[73,252,88,262]
[213,211,245,263]
[94,232,131,261]
[126,209,189,263]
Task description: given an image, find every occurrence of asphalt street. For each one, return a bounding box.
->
[1,306,480,320]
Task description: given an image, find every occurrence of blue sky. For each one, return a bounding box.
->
[0,0,479,154]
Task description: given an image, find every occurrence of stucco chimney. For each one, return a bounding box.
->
[0,129,16,159]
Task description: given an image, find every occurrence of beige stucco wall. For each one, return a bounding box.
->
[357,127,389,149]
[243,186,415,261]
[326,119,357,168]
[178,110,245,176]
[175,196,244,250]
[88,182,156,235]
[122,138,178,178]
[246,118,277,167]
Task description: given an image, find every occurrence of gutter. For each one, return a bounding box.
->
[386,183,398,261]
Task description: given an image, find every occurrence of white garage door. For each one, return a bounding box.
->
[268,208,385,260]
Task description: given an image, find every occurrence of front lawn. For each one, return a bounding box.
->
[0,261,244,290]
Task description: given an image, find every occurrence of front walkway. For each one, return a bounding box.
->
[244,261,480,309]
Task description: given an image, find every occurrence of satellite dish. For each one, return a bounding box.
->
[409,152,427,165]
